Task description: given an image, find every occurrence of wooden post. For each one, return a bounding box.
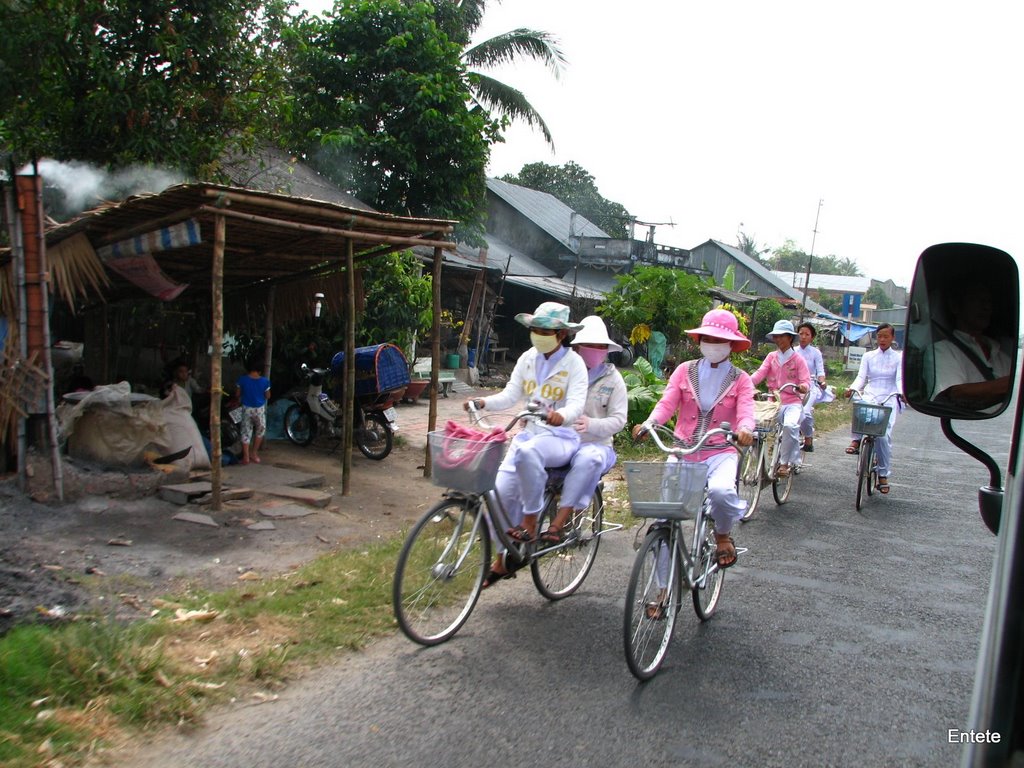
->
[342,239,355,495]
[425,246,443,477]
[210,214,225,510]
[264,286,275,381]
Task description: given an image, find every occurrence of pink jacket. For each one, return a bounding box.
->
[750,350,811,405]
[649,360,755,460]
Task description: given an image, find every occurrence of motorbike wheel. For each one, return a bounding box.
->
[222,420,242,457]
[284,404,316,446]
[356,411,392,460]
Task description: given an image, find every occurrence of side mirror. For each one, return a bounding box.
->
[903,243,1018,420]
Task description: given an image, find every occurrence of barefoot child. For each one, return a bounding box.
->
[235,359,271,465]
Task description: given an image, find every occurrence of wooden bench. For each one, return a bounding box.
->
[487,346,510,364]
[412,357,457,398]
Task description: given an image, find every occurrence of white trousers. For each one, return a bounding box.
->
[852,408,899,478]
[492,429,580,551]
[558,443,617,511]
[778,404,803,466]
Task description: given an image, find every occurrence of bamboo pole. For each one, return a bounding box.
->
[196,206,455,251]
[264,286,275,382]
[425,246,443,478]
[210,214,225,510]
[342,240,355,495]
[199,188,455,235]
[4,180,27,490]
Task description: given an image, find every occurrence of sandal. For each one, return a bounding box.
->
[715,535,737,569]
[877,477,890,494]
[539,526,566,544]
[645,602,666,621]
[506,525,535,543]
[482,568,516,589]
[776,464,791,478]
[845,442,860,455]
[803,438,814,453]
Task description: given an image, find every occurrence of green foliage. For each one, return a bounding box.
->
[0,0,293,174]
[863,283,894,309]
[750,298,789,346]
[816,288,844,313]
[284,0,497,241]
[622,357,667,428]
[597,265,712,345]
[502,161,631,238]
[359,251,434,356]
[767,239,862,277]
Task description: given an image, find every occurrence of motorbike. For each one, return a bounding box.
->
[192,389,243,458]
[282,363,396,460]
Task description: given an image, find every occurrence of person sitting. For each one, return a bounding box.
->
[750,320,811,478]
[632,309,755,570]
[540,316,628,544]
[463,301,588,587]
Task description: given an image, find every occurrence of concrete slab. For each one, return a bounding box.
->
[259,503,316,519]
[260,485,332,508]
[223,463,325,489]
[247,520,276,531]
[172,511,220,527]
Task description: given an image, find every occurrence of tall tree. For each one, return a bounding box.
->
[0,0,292,175]
[767,240,862,276]
[597,265,711,343]
[285,0,498,239]
[503,161,631,239]
[737,230,768,261]
[410,0,566,149]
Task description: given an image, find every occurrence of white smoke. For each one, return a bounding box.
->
[18,159,186,218]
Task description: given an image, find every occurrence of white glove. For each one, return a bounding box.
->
[573,415,590,433]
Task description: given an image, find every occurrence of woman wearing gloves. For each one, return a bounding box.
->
[540,316,628,544]
[750,320,811,479]
[463,302,588,586]
[631,309,755,569]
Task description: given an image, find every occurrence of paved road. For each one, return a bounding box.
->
[126,405,1009,768]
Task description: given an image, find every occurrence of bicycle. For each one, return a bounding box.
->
[848,389,900,511]
[392,403,622,646]
[622,422,738,680]
[738,382,805,520]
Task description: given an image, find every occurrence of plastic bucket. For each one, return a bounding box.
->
[445,353,461,369]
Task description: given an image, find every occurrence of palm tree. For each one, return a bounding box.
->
[411,0,566,149]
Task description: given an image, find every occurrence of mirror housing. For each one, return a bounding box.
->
[903,243,1018,420]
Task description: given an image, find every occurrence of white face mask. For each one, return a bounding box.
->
[530,332,560,354]
[700,341,732,364]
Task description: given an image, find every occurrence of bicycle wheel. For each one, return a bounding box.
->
[531,487,604,600]
[692,513,724,620]
[866,444,878,496]
[855,438,872,511]
[771,429,793,505]
[283,403,315,446]
[623,526,679,680]
[738,442,764,521]
[356,411,393,460]
[392,498,489,646]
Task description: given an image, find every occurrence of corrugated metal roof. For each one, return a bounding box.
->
[447,234,556,277]
[708,240,828,314]
[504,274,605,301]
[486,178,610,251]
[772,270,872,294]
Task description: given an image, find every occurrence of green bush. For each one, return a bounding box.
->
[623,357,666,428]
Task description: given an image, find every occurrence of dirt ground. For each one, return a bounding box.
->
[0,397,477,636]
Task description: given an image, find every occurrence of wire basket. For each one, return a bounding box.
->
[428,430,507,493]
[624,461,708,521]
[851,402,892,437]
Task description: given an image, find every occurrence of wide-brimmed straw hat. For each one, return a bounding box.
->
[685,308,751,352]
[570,316,622,352]
[766,319,798,340]
[514,301,584,332]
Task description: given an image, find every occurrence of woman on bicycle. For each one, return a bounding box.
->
[796,322,828,453]
[463,301,588,585]
[631,309,755,569]
[540,316,628,544]
[750,320,811,478]
[844,323,903,494]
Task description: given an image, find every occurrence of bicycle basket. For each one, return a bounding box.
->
[753,398,780,429]
[851,402,892,436]
[428,429,507,493]
[624,461,708,521]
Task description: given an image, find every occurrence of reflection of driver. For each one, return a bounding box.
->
[928,280,1012,411]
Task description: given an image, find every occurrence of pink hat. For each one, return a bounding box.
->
[686,309,751,352]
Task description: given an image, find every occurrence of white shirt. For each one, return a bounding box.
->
[851,346,903,404]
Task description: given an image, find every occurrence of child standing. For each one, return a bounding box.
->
[235,360,271,465]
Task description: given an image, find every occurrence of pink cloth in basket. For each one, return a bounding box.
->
[436,421,508,469]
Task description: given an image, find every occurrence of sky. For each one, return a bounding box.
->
[300,1,1023,290]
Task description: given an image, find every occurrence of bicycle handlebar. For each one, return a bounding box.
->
[636,422,737,457]
[848,388,902,406]
[467,400,549,433]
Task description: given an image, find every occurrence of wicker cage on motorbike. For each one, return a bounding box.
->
[428,430,508,493]
[330,344,410,407]
[624,460,708,521]
[851,402,892,437]
[753,398,781,430]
